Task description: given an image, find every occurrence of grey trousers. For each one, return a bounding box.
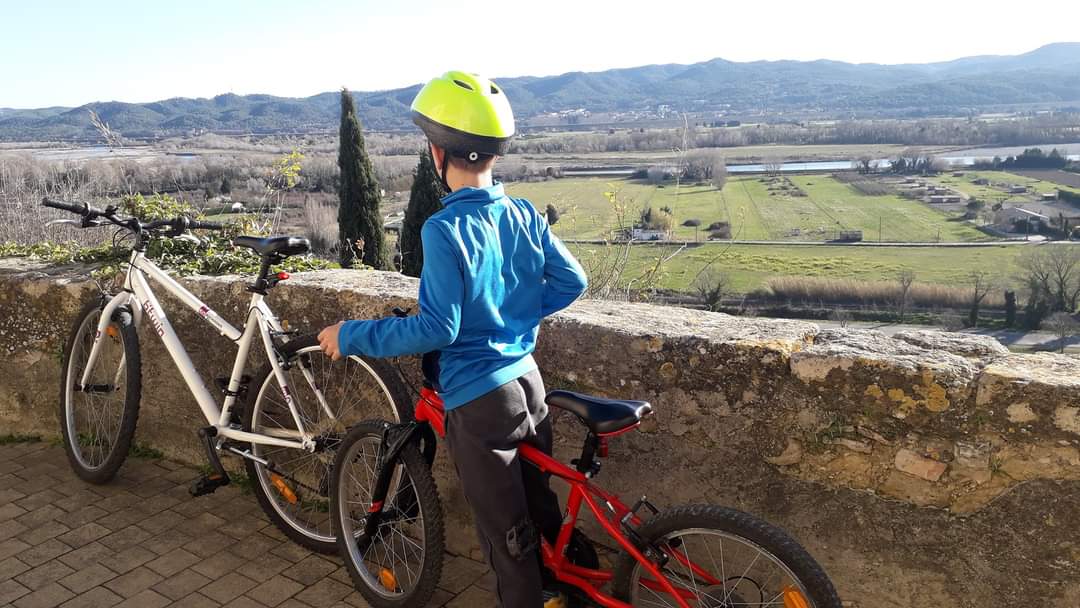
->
[446,369,563,608]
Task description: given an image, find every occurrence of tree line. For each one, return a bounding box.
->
[507,114,1080,155]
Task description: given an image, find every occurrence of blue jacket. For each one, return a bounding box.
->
[337,183,588,409]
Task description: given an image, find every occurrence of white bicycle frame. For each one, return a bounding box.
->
[78,249,333,452]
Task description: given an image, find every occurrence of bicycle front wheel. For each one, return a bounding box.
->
[331,421,444,608]
[243,335,410,553]
[59,299,142,484]
[612,505,841,608]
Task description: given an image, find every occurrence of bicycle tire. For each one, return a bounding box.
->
[243,334,412,554]
[331,421,444,608]
[59,298,142,484]
[611,504,841,608]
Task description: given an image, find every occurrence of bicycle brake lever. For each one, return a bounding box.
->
[45,219,83,228]
[176,234,202,245]
[46,218,104,228]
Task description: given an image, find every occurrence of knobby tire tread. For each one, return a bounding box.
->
[331,421,445,608]
[611,504,841,608]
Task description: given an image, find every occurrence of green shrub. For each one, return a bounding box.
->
[3,193,332,279]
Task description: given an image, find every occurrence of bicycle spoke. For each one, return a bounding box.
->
[639,585,679,608]
[67,311,129,471]
[630,528,816,608]
[680,539,701,599]
[338,431,428,599]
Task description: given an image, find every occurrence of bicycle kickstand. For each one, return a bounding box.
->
[190,426,231,497]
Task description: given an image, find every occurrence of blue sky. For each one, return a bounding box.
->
[3,0,1079,109]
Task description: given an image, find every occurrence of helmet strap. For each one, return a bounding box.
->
[439,150,452,193]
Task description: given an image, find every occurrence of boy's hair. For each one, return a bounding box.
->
[448,152,497,173]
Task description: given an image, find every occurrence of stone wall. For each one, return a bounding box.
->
[2,257,1080,607]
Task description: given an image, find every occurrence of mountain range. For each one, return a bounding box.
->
[2,43,1079,141]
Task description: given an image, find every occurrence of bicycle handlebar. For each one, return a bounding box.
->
[42,198,100,216]
[41,197,226,235]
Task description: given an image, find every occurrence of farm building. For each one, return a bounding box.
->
[630,228,668,241]
[616,227,668,241]
[928,194,963,204]
[383,211,404,233]
[995,207,1049,231]
[836,230,864,242]
[1042,192,1059,201]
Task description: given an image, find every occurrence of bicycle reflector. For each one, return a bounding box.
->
[105,324,119,339]
[270,473,298,505]
[782,586,810,608]
[379,568,399,592]
[276,271,290,280]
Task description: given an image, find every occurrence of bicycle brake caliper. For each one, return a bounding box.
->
[619,496,667,566]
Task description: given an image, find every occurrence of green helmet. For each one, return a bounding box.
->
[411,71,515,159]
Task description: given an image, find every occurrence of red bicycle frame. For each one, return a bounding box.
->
[414,387,715,608]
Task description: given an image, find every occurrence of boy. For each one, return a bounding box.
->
[318,70,588,608]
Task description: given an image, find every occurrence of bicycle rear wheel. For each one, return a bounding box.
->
[59,299,142,484]
[243,335,410,553]
[612,505,841,608]
[331,421,444,608]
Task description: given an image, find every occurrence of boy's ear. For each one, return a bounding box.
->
[429,143,446,177]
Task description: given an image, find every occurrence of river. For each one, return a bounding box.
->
[563,142,1080,176]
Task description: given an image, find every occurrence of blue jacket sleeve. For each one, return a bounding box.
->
[540,221,588,317]
[337,222,463,358]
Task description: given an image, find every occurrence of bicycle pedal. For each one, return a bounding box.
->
[189,473,230,497]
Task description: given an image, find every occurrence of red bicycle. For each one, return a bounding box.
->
[330,349,840,607]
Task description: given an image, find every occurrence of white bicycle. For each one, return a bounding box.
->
[44,198,410,553]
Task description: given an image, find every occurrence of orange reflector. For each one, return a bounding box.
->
[379,568,398,591]
[105,325,119,339]
[783,586,810,608]
[270,474,298,505]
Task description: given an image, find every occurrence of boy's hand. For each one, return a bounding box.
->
[318,321,345,361]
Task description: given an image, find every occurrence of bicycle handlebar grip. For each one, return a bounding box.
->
[189,219,226,231]
[42,198,86,214]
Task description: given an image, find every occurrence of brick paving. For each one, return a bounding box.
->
[0,442,496,607]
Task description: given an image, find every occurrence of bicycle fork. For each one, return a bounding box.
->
[357,421,432,549]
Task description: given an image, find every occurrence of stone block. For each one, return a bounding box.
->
[894,448,947,482]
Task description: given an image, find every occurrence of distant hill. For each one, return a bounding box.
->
[2,43,1079,142]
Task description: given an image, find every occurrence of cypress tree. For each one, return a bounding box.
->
[337,88,390,269]
[399,148,445,277]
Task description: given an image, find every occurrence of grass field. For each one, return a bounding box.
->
[931,170,1080,201]
[565,242,1037,293]
[506,175,988,243]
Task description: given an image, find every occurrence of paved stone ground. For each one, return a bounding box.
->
[0,441,496,608]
